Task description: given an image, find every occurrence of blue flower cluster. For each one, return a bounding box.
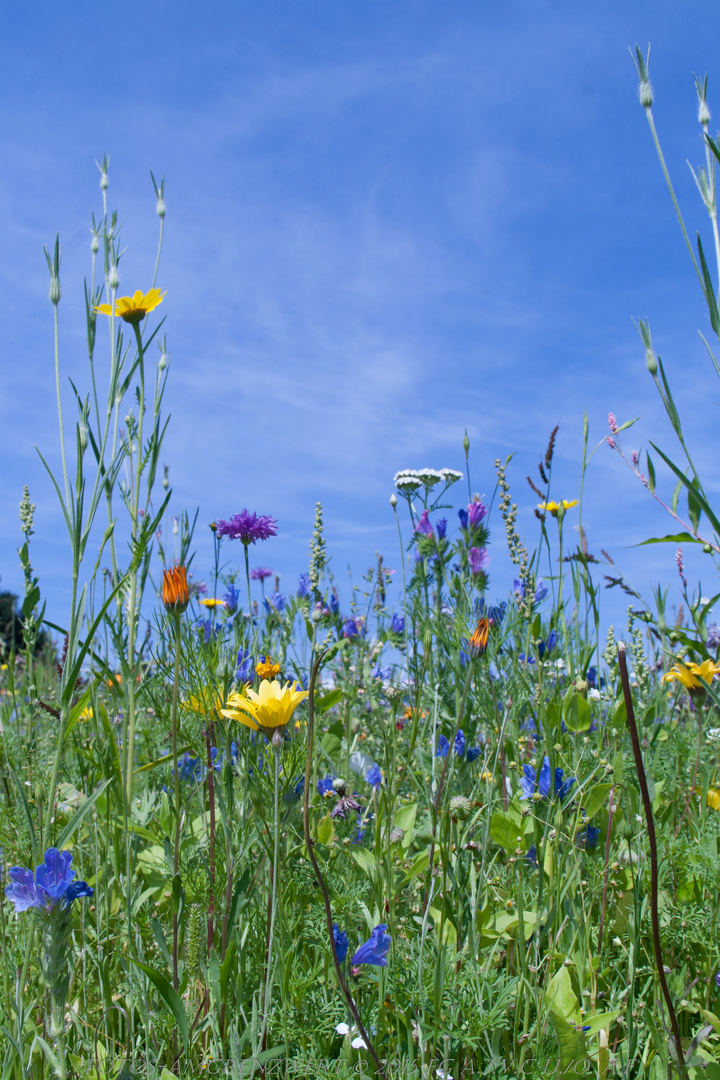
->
[5,848,93,913]
[519,756,576,801]
[435,728,482,762]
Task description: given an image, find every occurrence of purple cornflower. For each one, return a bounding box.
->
[352,924,391,967]
[333,924,349,965]
[468,547,490,575]
[5,848,93,913]
[415,510,434,536]
[297,572,311,597]
[390,611,405,635]
[216,510,278,546]
[250,566,273,581]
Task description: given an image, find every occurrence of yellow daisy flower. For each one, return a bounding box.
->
[199,598,225,608]
[95,288,165,324]
[221,679,309,738]
[256,657,281,679]
[538,500,578,517]
[662,658,720,692]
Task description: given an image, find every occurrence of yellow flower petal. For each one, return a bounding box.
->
[94,288,166,324]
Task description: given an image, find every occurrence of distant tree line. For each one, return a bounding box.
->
[0,589,51,660]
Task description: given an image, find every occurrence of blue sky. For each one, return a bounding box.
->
[2,0,720,645]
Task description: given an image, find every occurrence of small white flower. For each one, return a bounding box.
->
[437,1070,455,1080]
[417,468,443,486]
[336,1022,350,1036]
[588,688,601,701]
[700,597,711,607]
[554,658,566,670]
[707,728,720,745]
[351,1036,367,1049]
[440,468,463,483]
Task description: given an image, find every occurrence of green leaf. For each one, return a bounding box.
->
[316,689,343,713]
[55,778,114,849]
[698,232,720,334]
[636,532,704,546]
[546,965,581,1024]
[562,691,592,733]
[582,783,613,821]
[401,850,429,885]
[651,442,720,539]
[315,812,335,846]
[349,846,377,878]
[613,699,627,727]
[393,802,417,847]
[580,1010,620,1037]
[129,958,188,1051]
[490,811,524,852]
[671,478,683,515]
[151,918,172,969]
[689,478,703,532]
[646,451,656,494]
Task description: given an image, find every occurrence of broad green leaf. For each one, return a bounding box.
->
[490,811,524,852]
[493,910,537,941]
[581,1010,620,1036]
[401,850,429,885]
[129,958,188,1051]
[315,812,335,846]
[563,692,592,733]
[545,964,581,1024]
[646,450,656,494]
[393,802,417,847]
[613,699,627,727]
[582,783,613,821]
[349,846,377,877]
[316,689,343,713]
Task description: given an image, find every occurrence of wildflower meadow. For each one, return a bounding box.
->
[6,47,720,1080]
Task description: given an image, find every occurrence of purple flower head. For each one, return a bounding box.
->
[35,848,75,902]
[223,583,239,614]
[390,612,405,635]
[216,510,278,546]
[371,663,393,681]
[5,849,92,913]
[333,923,349,965]
[352,923,391,967]
[5,867,47,912]
[715,972,720,989]
[263,591,286,614]
[436,518,447,540]
[328,592,340,615]
[415,510,434,537]
[342,618,362,640]
[365,763,382,789]
[467,501,487,528]
[468,547,490,575]
[235,648,255,682]
[458,508,469,530]
[454,729,466,756]
[177,753,203,782]
[467,746,482,763]
[250,566,273,581]
[297,572,311,598]
[576,825,601,851]
[526,845,538,867]
[435,734,449,758]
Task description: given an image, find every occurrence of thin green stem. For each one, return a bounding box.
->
[171,612,182,991]
[53,301,70,508]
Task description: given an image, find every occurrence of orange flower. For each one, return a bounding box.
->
[162,566,189,614]
[256,657,281,680]
[468,617,491,658]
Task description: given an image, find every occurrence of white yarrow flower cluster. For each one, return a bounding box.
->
[394,466,462,492]
[394,469,422,492]
[707,727,720,746]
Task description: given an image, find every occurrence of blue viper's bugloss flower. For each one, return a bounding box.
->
[333,923,349,965]
[715,972,720,989]
[371,663,393,681]
[576,825,601,850]
[235,648,254,682]
[329,592,339,615]
[436,518,447,540]
[177,752,203,782]
[520,757,576,801]
[466,746,482,762]
[317,775,335,796]
[537,629,557,659]
[389,611,405,635]
[342,618,362,639]
[216,510,278,546]
[436,734,449,758]
[415,509,433,536]
[365,764,382,788]
[211,742,240,772]
[297,572,311,597]
[454,730,466,756]
[5,848,93,913]
[263,591,286,613]
[514,579,548,603]
[586,666,597,688]
[352,923,391,967]
[223,583,239,614]
[468,547,490,575]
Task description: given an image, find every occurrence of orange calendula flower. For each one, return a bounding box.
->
[538,500,578,517]
[95,288,165,324]
[221,679,309,739]
[162,566,189,614]
[468,617,491,658]
[256,657,281,680]
[662,658,720,693]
